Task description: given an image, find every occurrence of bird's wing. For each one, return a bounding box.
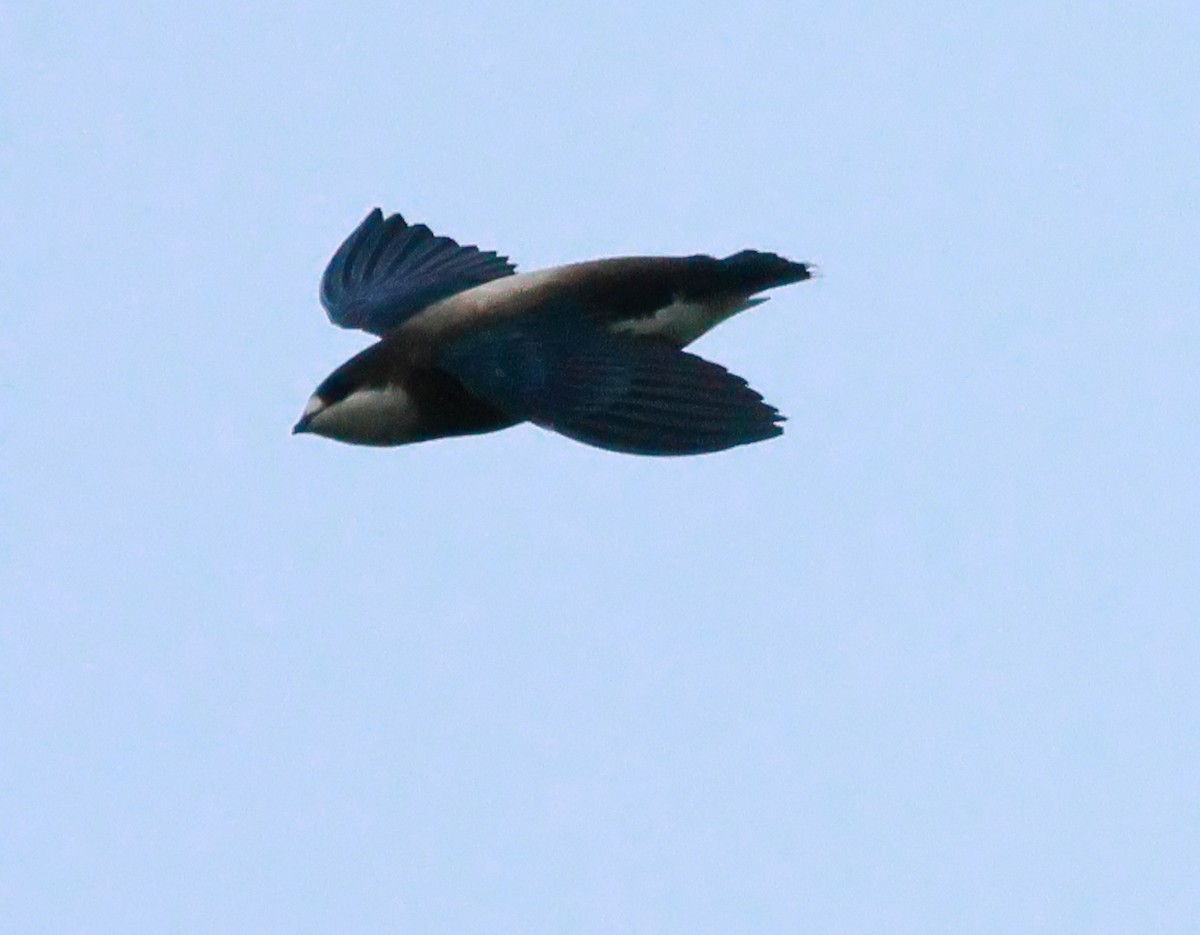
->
[320,209,516,336]
[438,312,783,456]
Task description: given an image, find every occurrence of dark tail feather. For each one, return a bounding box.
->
[717,250,815,295]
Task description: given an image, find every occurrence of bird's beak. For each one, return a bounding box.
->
[294,396,325,435]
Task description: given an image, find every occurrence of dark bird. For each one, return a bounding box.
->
[294,209,815,456]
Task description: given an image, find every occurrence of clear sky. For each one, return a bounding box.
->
[3,2,1198,932]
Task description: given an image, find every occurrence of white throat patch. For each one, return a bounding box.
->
[308,385,420,446]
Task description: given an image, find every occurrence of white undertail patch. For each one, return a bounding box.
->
[610,295,767,346]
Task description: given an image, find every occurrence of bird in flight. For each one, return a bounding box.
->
[294,209,814,456]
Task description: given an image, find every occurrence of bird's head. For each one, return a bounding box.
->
[293,347,422,446]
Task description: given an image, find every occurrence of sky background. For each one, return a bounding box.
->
[3,2,1198,932]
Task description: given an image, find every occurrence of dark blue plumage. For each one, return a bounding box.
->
[296,209,814,455]
[320,209,516,335]
[438,311,783,455]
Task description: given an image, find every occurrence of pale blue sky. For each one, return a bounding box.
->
[3,2,1198,932]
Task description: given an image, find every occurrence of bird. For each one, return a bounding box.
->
[294,209,815,456]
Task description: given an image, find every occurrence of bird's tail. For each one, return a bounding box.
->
[716,250,815,295]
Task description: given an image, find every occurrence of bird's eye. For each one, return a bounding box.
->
[314,376,352,405]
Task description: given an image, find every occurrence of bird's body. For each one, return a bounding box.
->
[295,210,814,455]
